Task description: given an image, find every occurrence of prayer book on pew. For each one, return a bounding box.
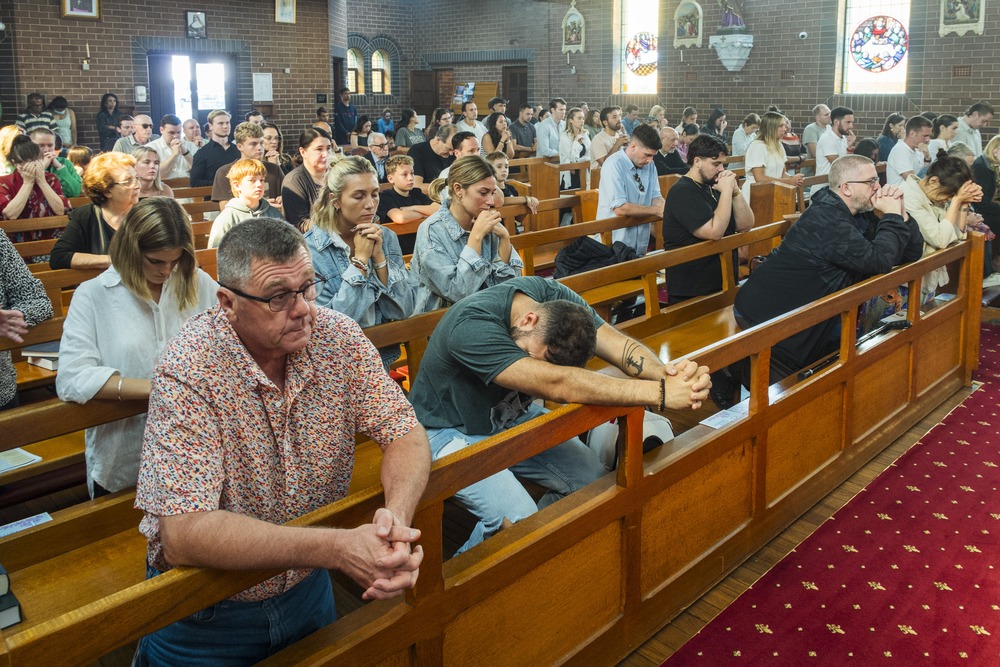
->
[0,591,22,629]
[0,449,43,475]
[26,356,57,371]
[0,563,8,596]
[21,340,59,359]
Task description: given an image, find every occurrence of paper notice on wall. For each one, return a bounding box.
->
[253,73,273,102]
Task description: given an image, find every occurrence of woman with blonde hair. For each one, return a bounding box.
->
[411,155,522,313]
[132,146,174,199]
[57,197,217,496]
[304,156,414,340]
[741,111,804,201]
[50,152,139,269]
[559,106,592,190]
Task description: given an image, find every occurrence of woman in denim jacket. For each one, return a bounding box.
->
[410,155,523,314]
[304,157,415,363]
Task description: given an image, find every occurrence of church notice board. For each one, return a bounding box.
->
[450,82,500,116]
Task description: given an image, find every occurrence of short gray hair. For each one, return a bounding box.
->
[829,154,874,191]
[217,218,307,289]
[436,124,458,143]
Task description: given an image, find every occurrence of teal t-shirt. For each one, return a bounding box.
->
[409,276,604,435]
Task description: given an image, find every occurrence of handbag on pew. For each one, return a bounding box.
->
[579,411,674,473]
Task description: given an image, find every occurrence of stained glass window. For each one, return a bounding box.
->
[620,0,659,94]
[842,0,910,94]
[347,48,364,95]
[371,50,390,95]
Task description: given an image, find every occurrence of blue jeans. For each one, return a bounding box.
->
[134,567,336,666]
[428,402,606,555]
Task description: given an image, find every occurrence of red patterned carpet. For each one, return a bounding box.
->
[664,325,1000,664]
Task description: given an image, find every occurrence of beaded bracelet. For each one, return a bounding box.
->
[350,257,368,274]
[658,378,666,412]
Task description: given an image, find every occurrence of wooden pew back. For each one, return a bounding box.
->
[0,233,980,666]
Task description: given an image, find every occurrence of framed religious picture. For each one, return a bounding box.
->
[561,0,585,55]
[940,0,984,37]
[61,0,100,20]
[674,1,704,49]
[186,11,207,39]
[276,0,296,24]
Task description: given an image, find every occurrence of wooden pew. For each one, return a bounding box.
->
[163,177,190,188]
[2,215,69,240]
[508,155,557,187]
[0,233,979,666]
[171,185,214,202]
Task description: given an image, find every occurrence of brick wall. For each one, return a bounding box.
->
[3,0,332,149]
[4,0,999,148]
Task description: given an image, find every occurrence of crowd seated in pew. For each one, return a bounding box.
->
[0,221,981,665]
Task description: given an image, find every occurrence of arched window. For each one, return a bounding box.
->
[347,48,365,95]
[615,0,659,94]
[840,0,911,94]
[371,50,391,95]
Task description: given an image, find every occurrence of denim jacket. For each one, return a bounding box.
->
[409,206,523,314]
[304,224,416,328]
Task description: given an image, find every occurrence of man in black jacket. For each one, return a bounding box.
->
[733,154,923,384]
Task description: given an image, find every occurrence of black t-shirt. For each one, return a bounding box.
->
[408,140,452,182]
[189,140,240,187]
[662,176,737,301]
[377,187,432,254]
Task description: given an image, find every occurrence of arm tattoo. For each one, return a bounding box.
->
[622,342,645,377]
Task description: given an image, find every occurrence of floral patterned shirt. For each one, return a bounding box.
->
[135,305,419,602]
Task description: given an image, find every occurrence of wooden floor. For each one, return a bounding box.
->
[618,384,976,666]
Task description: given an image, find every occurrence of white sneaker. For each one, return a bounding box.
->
[983,273,1000,288]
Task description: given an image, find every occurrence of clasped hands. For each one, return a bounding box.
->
[343,507,423,601]
[661,358,712,411]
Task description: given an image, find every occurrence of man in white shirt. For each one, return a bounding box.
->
[591,106,630,167]
[953,101,994,158]
[183,118,206,152]
[535,98,567,158]
[813,106,855,192]
[455,101,487,144]
[148,114,197,180]
[886,115,932,185]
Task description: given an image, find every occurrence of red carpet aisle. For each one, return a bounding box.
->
[664,325,1000,664]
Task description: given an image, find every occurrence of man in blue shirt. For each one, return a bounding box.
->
[621,104,641,136]
[596,124,665,256]
[535,98,566,157]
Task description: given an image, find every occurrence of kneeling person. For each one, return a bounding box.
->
[208,159,284,248]
[408,276,710,554]
[134,218,430,665]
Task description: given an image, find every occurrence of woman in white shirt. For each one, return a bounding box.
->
[741,111,804,202]
[57,197,218,496]
[927,114,959,166]
[559,107,592,190]
[900,155,983,299]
